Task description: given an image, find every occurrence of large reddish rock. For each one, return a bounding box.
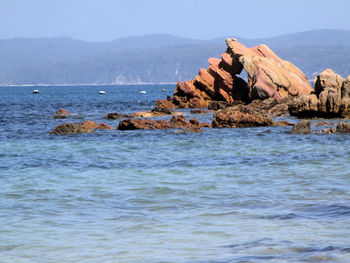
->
[212,108,274,128]
[290,70,350,118]
[171,39,312,108]
[81,120,99,130]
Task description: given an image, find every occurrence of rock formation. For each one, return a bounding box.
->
[290,120,311,134]
[212,108,274,128]
[172,39,313,108]
[289,70,350,118]
[54,108,71,119]
[336,122,350,133]
[117,116,210,131]
[50,123,94,135]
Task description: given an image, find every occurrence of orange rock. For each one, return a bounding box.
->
[98,123,113,130]
[81,120,99,130]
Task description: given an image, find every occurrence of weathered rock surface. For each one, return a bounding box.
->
[130,111,167,118]
[290,70,350,118]
[336,122,350,133]
[98,122,113,130]
[117,116,210,131]
[212,108,274,128]
[152,99,176,114]
[118,119,170,130]
[290,120,311,134]
[172,39,312,108]
[50,123,94,135]
[81,120,99,130]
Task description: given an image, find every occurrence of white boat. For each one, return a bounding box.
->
[161,88,166,92]
[33,89,39,94]
[140,90,147,94]
[99,90,106,94]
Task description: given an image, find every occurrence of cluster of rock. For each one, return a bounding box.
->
[49,39,350,136]
[118,116,211,132]
[171,38,312,108]
[290,120,350,134]
[290,69,350,118]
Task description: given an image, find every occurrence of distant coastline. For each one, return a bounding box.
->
[0,82,177,87]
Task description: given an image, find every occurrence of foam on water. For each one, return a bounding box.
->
[1,85,350,263]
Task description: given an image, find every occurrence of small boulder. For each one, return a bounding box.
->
[50,123,94,135]
[336,122,350,133]
[98,122,113,130]
[290,120,311,134]
[54,108,71,119]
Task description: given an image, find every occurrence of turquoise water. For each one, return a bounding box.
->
[1,85,350,263]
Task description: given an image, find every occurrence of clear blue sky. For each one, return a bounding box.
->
[1,0,349,41]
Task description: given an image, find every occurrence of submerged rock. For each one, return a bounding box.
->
[50,123,94,135]
[118,119,170,130]
[290,120,311,134]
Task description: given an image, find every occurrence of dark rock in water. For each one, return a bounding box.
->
[118,116,209,131]
[118,119,170,130]
[54,108,71,119]
[290,120,311,134]
[50,123,94,135]
[152,99,176,114]
[336,122,350,133]
[290,70,350,118]
[212,108,274,128]
[105,113,130,120]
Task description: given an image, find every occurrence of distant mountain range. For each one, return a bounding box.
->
[0,29,349,85]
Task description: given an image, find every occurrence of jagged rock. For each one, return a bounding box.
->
[290,70,350,118]
[172,39,312,108]
[336,122,350,133]
[50,123,94,135]
[118,119,170,130]
[212,108,274,128]
[105,113,130,120]
[208,101,232,110]
[290,120,311,134]
[152,99,176,114]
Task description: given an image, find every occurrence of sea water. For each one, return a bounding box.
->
[1,85,350,263]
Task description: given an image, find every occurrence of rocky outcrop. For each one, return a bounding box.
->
[290,70,350,118]
[50,123,94,135]
[172,39,312,108]
[130,111,167,118]
[81,120,113,130]
[290,120,311,134]
[212,108,274,128]
[117,116,210,131]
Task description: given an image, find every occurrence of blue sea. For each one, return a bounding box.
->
[1,84,350,263]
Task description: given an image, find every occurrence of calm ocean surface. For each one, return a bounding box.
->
[1,84,350,263]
